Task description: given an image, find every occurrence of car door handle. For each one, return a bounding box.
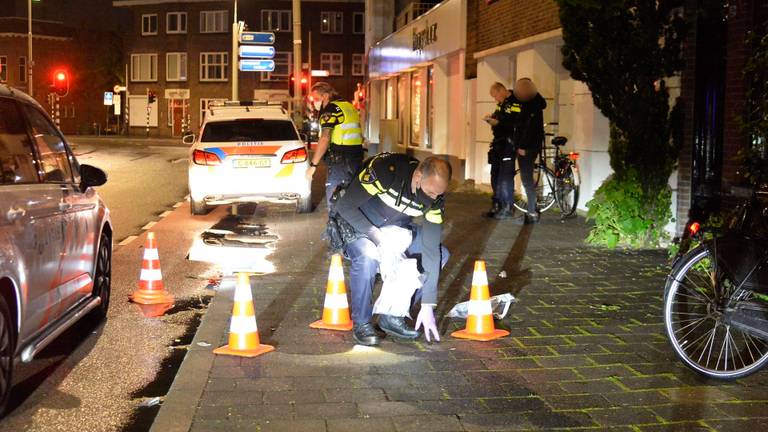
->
[59,202,72,211]
[6,208,26,222]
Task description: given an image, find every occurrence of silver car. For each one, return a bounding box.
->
[0,85,112,413]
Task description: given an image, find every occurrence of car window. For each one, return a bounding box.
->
[21,104,75,183]
[201,119,299,143]
[0,98,39,185]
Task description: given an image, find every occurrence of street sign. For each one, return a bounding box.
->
[239,45,276,59]
[113,94,121,115]
[240,32,275,45]
[239,60,275,72]
[311,70,330,77]
[113,85,126,93]
[103,91,114,106]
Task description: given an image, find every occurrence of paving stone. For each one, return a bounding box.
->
[326,418,396,432]
[391,414,464,432]
[583,407,660,427]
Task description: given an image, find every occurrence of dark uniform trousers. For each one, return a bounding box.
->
[496,147,538,214]
[325,146,363,207]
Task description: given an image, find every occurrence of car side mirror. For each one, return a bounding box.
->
[182,133,196,145]
[80,164,107,192]
[299,132,308,142]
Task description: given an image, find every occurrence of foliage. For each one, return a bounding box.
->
[586,171,672,248]
[736,30,768,188]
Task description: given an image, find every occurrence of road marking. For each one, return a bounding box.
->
[142,221,157,230]
[119,235,138,246]
[159,210,172,218]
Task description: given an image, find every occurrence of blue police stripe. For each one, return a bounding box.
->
[204,147,228,160]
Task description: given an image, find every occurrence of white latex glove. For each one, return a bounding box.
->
[415,306,440,342]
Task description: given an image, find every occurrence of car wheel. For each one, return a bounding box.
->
[0,294,15,416]
[89,231,112,322]
[297,194,313,213]
[190,197,208,215]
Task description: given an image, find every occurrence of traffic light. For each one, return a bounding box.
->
[148,91,157,104]
[289,71,309,98]
[51,69,69,97]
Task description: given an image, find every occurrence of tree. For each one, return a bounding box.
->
[555,0,685,247]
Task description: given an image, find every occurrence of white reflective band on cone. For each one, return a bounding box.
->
[230,316,258,333]
[467,299,493,316]
[234,286,253,302]
[324,293,349,309]
[140,268,163,281]
[472,271,489,287]
[143,248,159,260]
[328,265,344,281]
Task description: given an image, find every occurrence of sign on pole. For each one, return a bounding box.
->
[103,92,114,106]
[240,32,275,45]
[239,60,276,72]
[113,94,121,115]
[239,45,276,59]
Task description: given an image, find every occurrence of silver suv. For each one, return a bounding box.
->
[0,85,112,413]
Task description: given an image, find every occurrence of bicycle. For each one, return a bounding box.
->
[513,122,581,220]
[664,186,768,379]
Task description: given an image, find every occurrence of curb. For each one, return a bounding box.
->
[149,284,233,432]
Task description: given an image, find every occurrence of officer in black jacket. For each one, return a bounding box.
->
[333,153,451,346]
[483,82,520,218]
[510,78,547,224]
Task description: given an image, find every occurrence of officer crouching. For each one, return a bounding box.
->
[327,153,451,346]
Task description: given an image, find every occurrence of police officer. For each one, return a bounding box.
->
[482,82,520,219]
[511,78,547,224]
[305,82,365,208]
[333,153,451,346]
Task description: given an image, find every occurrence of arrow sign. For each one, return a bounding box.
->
[239,45,276,59]
[239,59,275,72]
[240,32,275,45]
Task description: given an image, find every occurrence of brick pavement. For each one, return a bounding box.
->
[153,191,768,432]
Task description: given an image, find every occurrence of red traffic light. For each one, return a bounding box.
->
[51,69,70,97]
[56,71,67,81]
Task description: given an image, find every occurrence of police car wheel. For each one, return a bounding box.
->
[190,198,209,215]
[296,195,313,213]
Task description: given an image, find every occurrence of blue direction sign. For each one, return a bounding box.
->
[239,59,275,72]
[239,45,276,59]
[240,32,275,45]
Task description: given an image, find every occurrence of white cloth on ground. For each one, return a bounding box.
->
[372,226,422,317]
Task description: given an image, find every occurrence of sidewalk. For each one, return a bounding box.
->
[68,134,187,147]
[152,191,768,432]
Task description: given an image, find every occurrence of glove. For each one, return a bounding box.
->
[415,305,440,342]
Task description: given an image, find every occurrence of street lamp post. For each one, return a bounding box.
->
[27,0,33,98]
[231,0,238,101]
[292,0,302,122]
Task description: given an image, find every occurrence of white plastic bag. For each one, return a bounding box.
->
[446,293,517,320]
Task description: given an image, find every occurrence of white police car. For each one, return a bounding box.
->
[186,101,312,214]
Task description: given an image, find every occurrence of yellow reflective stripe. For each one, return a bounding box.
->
[425,209,443,224]
[361,181,380,195]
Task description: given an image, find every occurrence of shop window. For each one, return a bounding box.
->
[410,70,422,146]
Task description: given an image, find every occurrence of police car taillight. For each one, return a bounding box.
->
[192,149,221,166]
[281,147,307,164]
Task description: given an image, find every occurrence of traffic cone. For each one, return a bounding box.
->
[451,260,509,341]
[129,232,174,305]
[310,254,353,331]
[214,272,274,357]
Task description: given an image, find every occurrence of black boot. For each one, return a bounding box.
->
[484,201,501,218]
[378,315,421,340]
[524,212,541,224]
[353,322,381,346]
[494,204,514,220]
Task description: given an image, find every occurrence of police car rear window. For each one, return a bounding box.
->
[201,119,298,142]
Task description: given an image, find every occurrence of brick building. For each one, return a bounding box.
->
[113,0,365,137]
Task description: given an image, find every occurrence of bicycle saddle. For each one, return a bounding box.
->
[552,136,568,146]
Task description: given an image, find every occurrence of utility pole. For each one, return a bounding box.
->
[292,0,302,122]
[27,0,33,98]
[231,0,239,101]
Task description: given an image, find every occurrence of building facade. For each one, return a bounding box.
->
[113,0,365,137]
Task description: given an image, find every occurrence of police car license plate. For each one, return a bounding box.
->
[234,158,271,168]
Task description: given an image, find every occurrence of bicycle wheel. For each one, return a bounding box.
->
[556,165,580,218]
[513,166,556,214]
[664,245,768,379]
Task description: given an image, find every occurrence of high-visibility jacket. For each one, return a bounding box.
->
[320,100,363,147]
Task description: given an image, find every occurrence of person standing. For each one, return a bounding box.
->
[484,83,522,219]
[511,78,547,224]
[305,82,365,208]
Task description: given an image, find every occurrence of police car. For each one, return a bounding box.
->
[187,101,312,214]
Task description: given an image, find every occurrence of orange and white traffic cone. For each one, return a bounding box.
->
[129,232,174,305]
[214,272,274,358]
[451,260,509,341]
[310,254,353,331]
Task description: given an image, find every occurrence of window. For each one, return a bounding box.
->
[320,11,343,34]
[201,119,299,142]
[261,10,291,32]
[352,54,364,76]
[200,10,228,33]
[262,52,291,81]
[0,57,6,82]
[397,75,407,144]
[353,12,364,34]
[21,104,74,183]
[410,70,422,145]
[200,53,228,81]
[320,53,343,76]
[167,12,187,34]
[131,54,158,82]
[166,53,187,81]
[200,98,227,126]
[0,98,38,184]
[18,57,26,83]
[142,14,158,35]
